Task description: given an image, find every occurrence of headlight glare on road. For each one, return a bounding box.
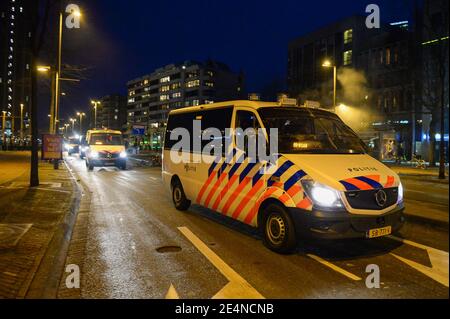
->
[398,182,404,203]
[120,151,127,158]
[91,151,99,159]
[301,180,343,208]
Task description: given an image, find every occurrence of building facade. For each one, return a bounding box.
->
[0,0,32,148]
[126,60,244,149]
[287,16,419,160]
[96,95,127,131]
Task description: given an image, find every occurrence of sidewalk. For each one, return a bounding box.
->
[384,163,449,184]
[0,152,80,298]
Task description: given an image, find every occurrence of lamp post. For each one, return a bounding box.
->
[91,100,101,128]
[20,104,24,141]
[2,111,6,149]
[64,123,70,137]
[77,112,86,135]
[69,118,77,134]
[322,60,337,111]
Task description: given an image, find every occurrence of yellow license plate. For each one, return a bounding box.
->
[367,226,392,238]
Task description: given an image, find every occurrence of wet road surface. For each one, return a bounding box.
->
[63,155,449,299]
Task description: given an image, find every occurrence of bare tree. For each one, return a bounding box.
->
[29,0,59,187]
[421,0,449,179]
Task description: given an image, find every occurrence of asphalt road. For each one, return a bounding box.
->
[64,155,449,299]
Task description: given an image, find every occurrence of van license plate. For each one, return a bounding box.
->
[367,226,392,238]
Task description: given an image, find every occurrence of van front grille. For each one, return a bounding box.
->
[345,188,398,210]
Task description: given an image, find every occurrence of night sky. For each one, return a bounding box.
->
[46,0,414,127]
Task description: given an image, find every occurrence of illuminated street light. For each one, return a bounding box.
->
[69,118,77,134]
[77,112,86,134]
[37,65,51,73]
[91,100,101,128]
[322,60,337,111]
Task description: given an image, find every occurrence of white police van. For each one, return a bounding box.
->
[162,100,405,253]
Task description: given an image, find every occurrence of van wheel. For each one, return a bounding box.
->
[172,179,190,211]
[87,162,94,171]
[261,203,297,254]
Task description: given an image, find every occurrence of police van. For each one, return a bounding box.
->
[162,100,405,253]
[85,129,127,171]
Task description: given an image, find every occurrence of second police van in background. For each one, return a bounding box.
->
[84,129,128,171]
[162,99,405,253]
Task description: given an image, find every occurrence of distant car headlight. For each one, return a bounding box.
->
[81,146,89,152]
[64,144,72,151]
[120,151,127,158]
[301,180,343,209]
[398,182,404,203]
[91,151,99,159]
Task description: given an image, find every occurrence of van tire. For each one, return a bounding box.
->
[261,203,297,254]
[87,162,94,171]
[172,179,190,211]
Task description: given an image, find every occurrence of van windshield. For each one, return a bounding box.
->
[89,134,123,146]
[258,107,366,154]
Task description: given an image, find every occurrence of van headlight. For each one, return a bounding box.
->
[397,182,404,203]
[301,180,343,209]
[91,151,99,159]
[120,151,127,158]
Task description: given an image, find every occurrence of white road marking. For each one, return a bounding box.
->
[307,254,362,281]
[178,226,264,299]
[165,284,180,299]
[389,235,449,287]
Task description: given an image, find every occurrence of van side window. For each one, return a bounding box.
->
[200,107,233,156]
[235,111,261,156]
[164,107,233,154]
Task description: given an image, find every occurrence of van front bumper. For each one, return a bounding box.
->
[289,203,405,239]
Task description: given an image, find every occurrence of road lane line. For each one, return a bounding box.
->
[388,235,449,287]
[307,254,362,281]
[178,226,264,299]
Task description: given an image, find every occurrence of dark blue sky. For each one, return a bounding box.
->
[52,0,414,124]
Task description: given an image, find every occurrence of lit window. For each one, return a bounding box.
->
[186,79,200,88]
[343,50,353,66]
[160,85,170,92]
[386,48,391,65]
[344,29,353,44]
[204,81,214,87]
[160,94,170,101]
[160,76,170,83]
[205,100,214,104]
[144,79,149,85]
[172,92,181,98]
[171,82,181,90]
[193,100,200,106]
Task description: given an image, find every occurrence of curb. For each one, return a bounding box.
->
[404,212,449,230]
[23,160,83,299]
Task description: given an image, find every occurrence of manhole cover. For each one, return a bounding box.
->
[0,224,32,248]
[156,246,182,253]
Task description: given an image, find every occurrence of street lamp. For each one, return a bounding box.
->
[91,100,101,128]
[20,103,24,141]
[2,111,6,148]
[77,112,86,135]
[322,60,337,111]
[69,118,77,134]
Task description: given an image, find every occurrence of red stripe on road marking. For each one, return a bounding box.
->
[244,188,278,225]
[211,174,238,211]
[221,177,251,216]
[385,176,395,188]
[204,172,227,208]
[196,171,217,204]
[231,180,264,219]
